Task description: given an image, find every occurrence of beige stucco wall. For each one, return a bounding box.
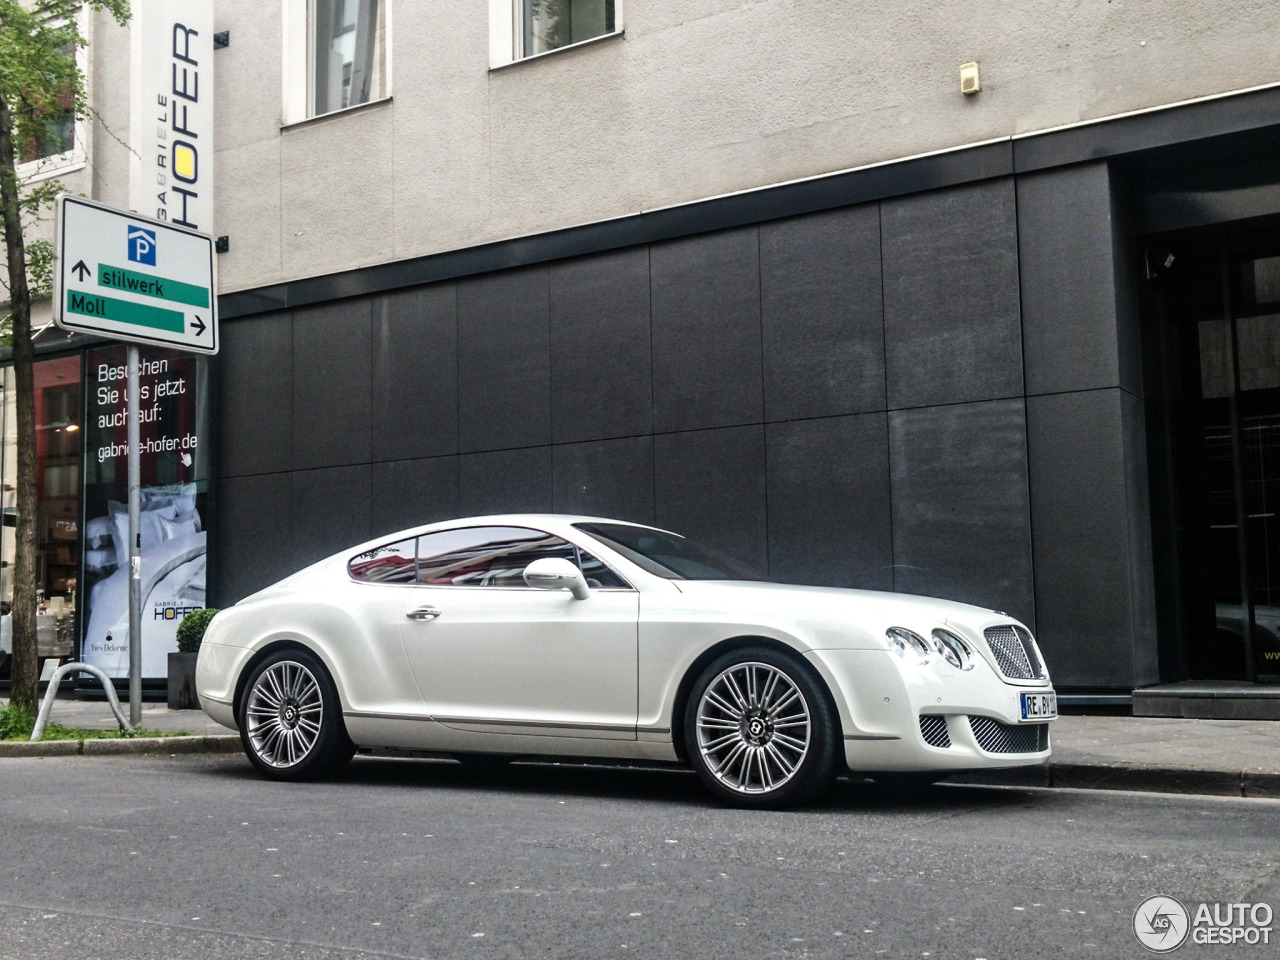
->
[10,0,1280,300]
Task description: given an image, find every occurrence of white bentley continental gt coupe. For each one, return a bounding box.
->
[196,515,1056,808]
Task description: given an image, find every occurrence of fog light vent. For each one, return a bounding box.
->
[968,715,1049,753]
[919,714,951,748]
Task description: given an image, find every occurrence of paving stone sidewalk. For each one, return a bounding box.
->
[3,697,1279,797]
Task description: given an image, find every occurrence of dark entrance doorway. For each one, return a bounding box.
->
[1145,219,1280,683]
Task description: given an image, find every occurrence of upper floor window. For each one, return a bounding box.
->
[490,0,621,68]
[313,0,385,115]
[283,0,389,124]
[522,0,614,58]
[16,19,85,182]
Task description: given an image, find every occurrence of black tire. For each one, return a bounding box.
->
[684,646,839,809]
[238,648,355,781]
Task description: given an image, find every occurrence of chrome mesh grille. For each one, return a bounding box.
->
[968,716,1049,754]
[919,715,951,749]
[982,625,1045,680]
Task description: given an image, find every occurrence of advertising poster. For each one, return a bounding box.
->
[81,345,210,678]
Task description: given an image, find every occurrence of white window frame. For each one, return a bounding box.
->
[282,0,393,127]
[17,6,89,185]
[489,0,623,70]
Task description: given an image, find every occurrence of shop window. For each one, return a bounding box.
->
[283,0,389,124]
[0,356,83,680]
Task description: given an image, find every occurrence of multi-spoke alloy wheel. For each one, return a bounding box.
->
[696,661,811,795]
[246,660,324,768]
[685,647,838,809]
[238,648,355,781]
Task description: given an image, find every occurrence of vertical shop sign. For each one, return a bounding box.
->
[81,346,209,678]
[130,0,214,233]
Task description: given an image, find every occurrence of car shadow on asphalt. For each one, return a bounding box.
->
[202,752,1043,813]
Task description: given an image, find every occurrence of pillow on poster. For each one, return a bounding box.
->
[158,509,200,541]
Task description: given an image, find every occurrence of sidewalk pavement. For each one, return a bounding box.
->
[2,697,1279,797]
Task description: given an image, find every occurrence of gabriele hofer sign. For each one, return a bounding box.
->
[130,0,214,233]
[81,346,210,680]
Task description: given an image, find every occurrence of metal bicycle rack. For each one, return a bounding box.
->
[30,662,134,740]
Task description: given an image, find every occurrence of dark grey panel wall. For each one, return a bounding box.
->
[654,426,768,573]
[1122,389,1159,685]
[291,465,371,568]
[650,228,763,433]
[889,399,1035,626]
[292,300,372,470]
[214,473,292,605]
[760,205,885,421]
[215,172,1155,695]
[370,456,458,538]
[882,179,1023,409]
[766,414,892,589]
[552,436,654,524]
[218,311,292,477]
[1018,163,1123,396]
[550,248,652,444]
[1025,390,1132,685]
[372,285,457,462]
[458,446,552,515]
[457,267,550,453]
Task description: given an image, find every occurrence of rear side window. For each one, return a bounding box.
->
[350,527,630,588]
[348,538,417,584]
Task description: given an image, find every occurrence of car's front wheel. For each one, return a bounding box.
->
[685,647,839,809]
[238,648,354,781]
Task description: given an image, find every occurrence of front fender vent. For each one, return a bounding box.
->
[919,714,951,748]
[968,715,1049,754]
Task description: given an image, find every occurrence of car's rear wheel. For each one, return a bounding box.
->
[238,648,354,781]
[685,646,838,809]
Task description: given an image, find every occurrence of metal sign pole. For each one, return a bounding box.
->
[127,344,142,726]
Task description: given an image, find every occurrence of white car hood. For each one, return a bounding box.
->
[667,580,1019,630]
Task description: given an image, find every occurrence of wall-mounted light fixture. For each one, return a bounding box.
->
[960,62,981,95]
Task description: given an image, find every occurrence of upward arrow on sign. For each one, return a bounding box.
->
[71,259,91,281]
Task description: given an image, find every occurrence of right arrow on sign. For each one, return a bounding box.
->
[191,316,206,336]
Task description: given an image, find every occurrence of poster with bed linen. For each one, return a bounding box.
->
[81,345,211,678]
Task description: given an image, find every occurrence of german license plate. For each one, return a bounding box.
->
[1020,691,1057,721]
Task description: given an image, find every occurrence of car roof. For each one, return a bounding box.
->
[343,515,682,559]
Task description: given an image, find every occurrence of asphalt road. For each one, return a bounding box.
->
[1,754,1277,960]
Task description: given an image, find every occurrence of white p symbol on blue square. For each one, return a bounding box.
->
[128,226,156,266]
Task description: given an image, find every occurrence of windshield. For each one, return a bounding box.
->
[575,523,769,581]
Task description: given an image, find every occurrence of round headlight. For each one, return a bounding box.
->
[932,628,973,670]
[886,627,931,661]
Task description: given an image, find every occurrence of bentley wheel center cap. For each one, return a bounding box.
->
[743,713,771,744]
[281,703,299,727]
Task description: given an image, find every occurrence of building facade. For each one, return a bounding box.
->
[5,1,1280,710]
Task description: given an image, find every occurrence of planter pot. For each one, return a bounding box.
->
[168,652,199,710]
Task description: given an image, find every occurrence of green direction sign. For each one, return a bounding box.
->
[96,264,210,308]
[53,195,218,355]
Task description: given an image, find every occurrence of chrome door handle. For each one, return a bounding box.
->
[406,606,441,622]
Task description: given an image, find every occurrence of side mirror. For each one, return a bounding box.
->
[523,557,591,600]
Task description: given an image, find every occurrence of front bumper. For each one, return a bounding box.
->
[809,648,1054,774]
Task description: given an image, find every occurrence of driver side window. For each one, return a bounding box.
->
[414,526,626,588]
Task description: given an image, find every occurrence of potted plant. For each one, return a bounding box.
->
[168,608,218,709]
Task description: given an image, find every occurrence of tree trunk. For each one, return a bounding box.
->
[0,89,39,712]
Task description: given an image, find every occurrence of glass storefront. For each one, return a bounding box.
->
[0,344,210,684]
[1147,229,1280,683]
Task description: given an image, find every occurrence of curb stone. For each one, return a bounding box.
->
[953,762,1280,798]
[0,735,240,758]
